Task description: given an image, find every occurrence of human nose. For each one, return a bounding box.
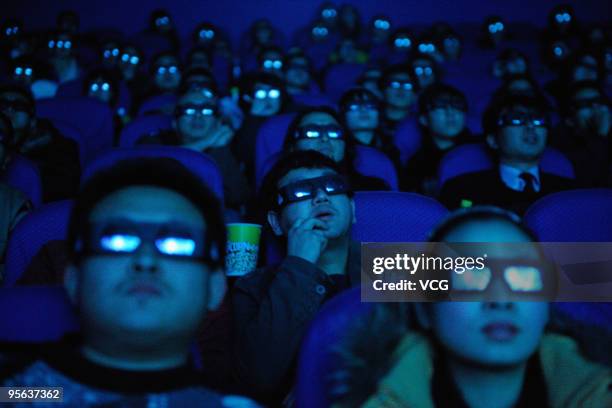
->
[312,188,331,203]
[131,241,160,274]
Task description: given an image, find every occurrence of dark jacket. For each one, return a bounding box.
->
[232,242,361,400]
[439,168,575,215]
[550,123,611,188]
[403,129,480,195]
[19,120,81,202]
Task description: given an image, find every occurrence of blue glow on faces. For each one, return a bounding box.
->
[394,37,411,48]
[374,19,390,30]
[101,234,141,253]
[312,26,329,37]
[389,81,413,90]
[263,59,283,70]
[555,13,571,23]
[100,233,197,257]
[199,29,215,39]
[488,22,504,34]
[155,237,196,256]
[254,88,281,99]
[418,43,435,53]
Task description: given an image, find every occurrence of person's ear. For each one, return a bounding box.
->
[206,268,226,311]
[486,133,499,150]
[267,210,284,236]
[413,303,432,330]
[63,263,79,306]
[418,114,429,128]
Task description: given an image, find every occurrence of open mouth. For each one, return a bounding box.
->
[313,208,335,221]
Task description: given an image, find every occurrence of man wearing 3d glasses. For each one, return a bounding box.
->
[1,159,258,407]
[232,150,359,403]
[138,84,249,210]
[439,94,574,215]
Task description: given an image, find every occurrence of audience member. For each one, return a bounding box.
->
[331,207,611,407]
[404,83,477,194]
[283,106,390,190]
[233,151,359,403]
[0,85,80,202]
[439,94,574,214]
[1,158,260,407]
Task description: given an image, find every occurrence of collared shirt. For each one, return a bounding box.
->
[499,164,541,192]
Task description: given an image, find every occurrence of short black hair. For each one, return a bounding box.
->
[67,158,226,269]
[418,83,467,115]
[482,94,550,135]
[179,67,218,95]
[259,150,349,215]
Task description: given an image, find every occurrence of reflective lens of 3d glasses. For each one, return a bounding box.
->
[497,112,548,128]
[86,223,206,259]
[452,264,544,292]
[277,174,349,207]
[254,88,281,99]
[177,104,216,117]
[294,125,344,140]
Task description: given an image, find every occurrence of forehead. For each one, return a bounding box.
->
[156,55,178,65]
[178,90,215,104]
[388,72,411,82]
[253,81,276,90]
[262,50,282,59]
[413,58,433,67]
[299,112,338,126]
[500,104,541,116]
[278,167,336,189]
[90,185,205,228]
[441,219,540,259]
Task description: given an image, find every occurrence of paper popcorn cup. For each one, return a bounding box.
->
[226,223,262,277]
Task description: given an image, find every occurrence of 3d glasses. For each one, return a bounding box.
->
[451,258,553,294]
[276,174,349,208]
[254,88,281,99]
[293,124,344,140]
[176,103,217,117]
[79,221,212,261]
[497,112,548,128]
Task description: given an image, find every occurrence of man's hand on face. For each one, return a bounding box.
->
[181,119,233,151]
[286,217,328,264]
[208,121,235,148]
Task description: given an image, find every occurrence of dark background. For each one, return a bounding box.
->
[5,0,610,43]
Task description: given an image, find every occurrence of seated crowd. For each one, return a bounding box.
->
[0,3,611,407]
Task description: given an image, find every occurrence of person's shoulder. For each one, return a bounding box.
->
[443,169,498,189]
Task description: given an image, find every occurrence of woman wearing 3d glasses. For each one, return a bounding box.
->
[330,207,611,408]
[284,106,390,191]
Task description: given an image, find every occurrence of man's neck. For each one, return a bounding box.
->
[448,357,528,408]
[499,158,539,172]
[385,106,409,122]
[352,130,375,145]
[317,236,350,276]
[81,337,190,371]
